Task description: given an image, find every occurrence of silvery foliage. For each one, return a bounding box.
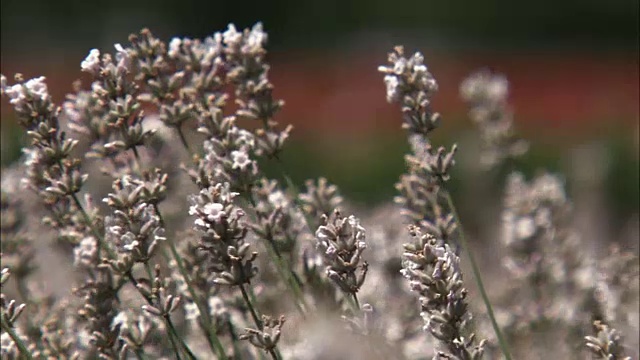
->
[401,227,486,360]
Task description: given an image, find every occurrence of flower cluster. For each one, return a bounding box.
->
[239,315,286,353]
[585,321,632,360]
[380,47,459,246]
[222,23,291,158]
[189,182,256,286]
[593,245,639,342]
[460,70,528,169]
[395,135,458,241]
[250,178,307,259]
[298,177,344,230]
[1,75,96,252]
[314,210,369,298]
[2,24,638,360]
[73,265,120,358]
[0,268,31,357]
[401,227,486,359]
[103,175,167,265]
[183,100,260,194]
[500,172,583,300]
[494,170,603,358]
[68,44,154,160]
[0,190,36,289]
[378,46,440,136]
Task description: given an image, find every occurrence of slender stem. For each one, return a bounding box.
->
[352,293,361,310]
[153,204,228,359]
[268,349,280,360]
[132,146,141,161]
[0,316,32,359]
[238,283,280,360]
[238,283,262,330]
[70,192,114,259]
[164,321,183,360]
[164,244,227,359]
[176,125,191,153]
[444,192,512,360]
[126,272,194,360]
[165,315,197,360]
[245,196,307,315]
[227,319,243,360]
[133,349,146,360]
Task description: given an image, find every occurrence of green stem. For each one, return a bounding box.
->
[245,196,307,315]
[238,284,262,330]
[444,192,512,360]
[164,321,183,360]
[70,192,113,259]
[164,244,228,359]
[268,349,280,360]
[176,125,191,154]
[165,315,197,360]
[238,284,279,360]
[352,293,361,310]
[126,272,194,360]
[153,204,228,359]
[227,319,243,360]
[133,349,146,360]
[0,316,33,359]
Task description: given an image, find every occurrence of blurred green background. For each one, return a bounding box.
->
[1,0,638,222]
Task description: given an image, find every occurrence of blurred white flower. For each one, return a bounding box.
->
[168,37,182,58]
[81,48,101,74]
[222,24,242,47]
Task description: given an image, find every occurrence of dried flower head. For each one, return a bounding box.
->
[298,177,343,229]
[378,46,440,135]
[585,321,632,360]
[315,210,369,297]
[401,226,486,359]
[189,183,257,286]
[460,70,528,169]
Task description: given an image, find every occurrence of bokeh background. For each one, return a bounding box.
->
[1,0,638,241]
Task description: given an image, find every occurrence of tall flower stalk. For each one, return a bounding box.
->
[379,46,512,359]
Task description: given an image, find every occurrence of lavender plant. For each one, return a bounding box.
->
[460,69,639,359]
[0,24,637,360]
[379,46,511,359]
